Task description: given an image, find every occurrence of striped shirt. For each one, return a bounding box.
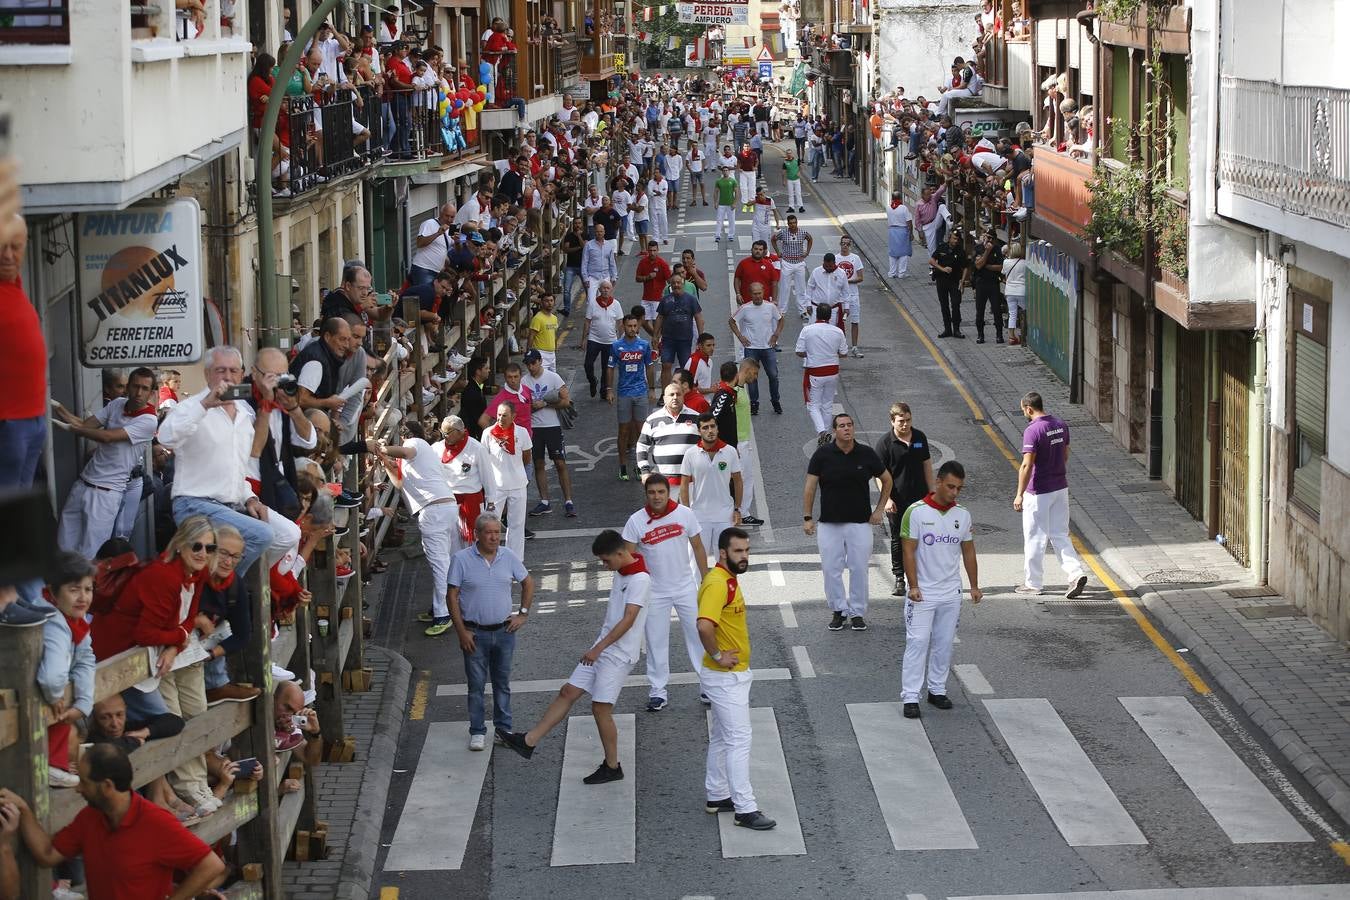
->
[774,227,812,262]
[635,405,701,483]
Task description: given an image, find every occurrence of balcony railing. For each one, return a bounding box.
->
[0,0,69,44]
[555,36,579,82]
[281,91,363,198]
[1218,76,1350,229]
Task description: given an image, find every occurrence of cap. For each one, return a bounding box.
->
[522,349,543,363]
[469,232,486,244]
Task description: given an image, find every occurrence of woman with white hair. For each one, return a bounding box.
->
[1002,243,1028,346]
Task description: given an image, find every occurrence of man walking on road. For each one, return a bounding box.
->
[783,148,804,213]
[796,304,849,442]
[714,167,739,244]
[654,273,704,387]
[730,282,784,415]
[771,215,813,318]
[449,513,534,750]
[900,460,982,719]
[581,223,618,305]
[875,402,936,597]
[710,359,765,526]
[497,529,649,784]
[522,350,575,518]
[623,474,709,712]
[835,235,866,357]
[680,413,744,564]
[698,527,777,831]
[608,313,657,482]
[930,228,969,339]
[580,280,623,400]
[635,382,702,485]
[804,252,849,326]
[736,142,758,210]
[750,183,780,248]
[1013,391,1089,598]
[804,413,891,632]
[482,403,532,560]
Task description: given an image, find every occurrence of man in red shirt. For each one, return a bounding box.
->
[736,142,759,210]
[0,744,225,900]
[733,240,779,307]
[0,213,47,490]
[635,240,672,323]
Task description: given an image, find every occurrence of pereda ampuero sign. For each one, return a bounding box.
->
[77,199,205,367]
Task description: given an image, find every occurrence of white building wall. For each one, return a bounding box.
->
[875,0,980,102]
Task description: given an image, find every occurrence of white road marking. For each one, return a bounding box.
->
[984,698,1146,846]
[550,714,637,866]
[950,887,1350,900]
[436,667,793,697]
[1121,696,1312,843]
[767,559,786,586]
[790,645,816,678]
[779,602,798,628]
[383,721,491,871]
[711,707,807,857]
[530,527,605,540]
[953,663,994,695]
[847,701,978,850]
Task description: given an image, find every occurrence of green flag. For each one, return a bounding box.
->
[788,62,806,96]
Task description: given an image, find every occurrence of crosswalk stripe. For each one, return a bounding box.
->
[383,722,491,871]
[953,664,994,695]
[550,714,637,866]
[436,667,793,697]
[847,701,978,850]
[950,886,1350,900]
[984,698,1146,846]
[711,707,807,857]
[1120,696,1312,843]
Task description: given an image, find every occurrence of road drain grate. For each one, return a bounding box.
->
[1236,604,1305,620]
[1143,569,1218,585]
[1038,600,1129,617]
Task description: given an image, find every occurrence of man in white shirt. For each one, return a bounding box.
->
[157,346,301,576]
[622,474,709,711]
[795,304,850,441]
[647,175,670,245]
[835,235,867,357]
[804,252,849,326]
[305,21,349,82]
[679,414,743,564]
[433,415,490,552]
[521,351,575,518]
[610,183,634,256]
[482,404,533,560]
[662,144,684,209]
[579,280,624,398]
[375,421,461,636]
[749,184,779,247]
[455,189,491,227]
[729,282,784,413]
[410,203,457,285]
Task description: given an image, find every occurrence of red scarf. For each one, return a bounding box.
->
[618,554,649,576]
[488,423,516,455]
[209,569,238,591]
[126,403,157,418]
[595,293,616,309]
[645,499,680,523]
[890,198,903,210]
[699,439,728,454]
[922,492,955,512]
[252,383,279,414]
[441,434,470,463]
[688,349,710,377]
[65,611,91,645]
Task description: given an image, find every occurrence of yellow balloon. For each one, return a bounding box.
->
[474,99,485,112]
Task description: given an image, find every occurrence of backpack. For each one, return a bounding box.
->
[92,551,150,616]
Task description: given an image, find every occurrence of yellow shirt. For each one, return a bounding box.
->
[529,311,559,351]
[696,565,750,671]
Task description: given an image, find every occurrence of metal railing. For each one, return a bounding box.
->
[1218,75,1350,228]
[0,0,68,43]
[281,90,364,198]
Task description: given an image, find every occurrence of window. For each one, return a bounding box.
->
[1289,289,1328,516]
[1,0,70,44]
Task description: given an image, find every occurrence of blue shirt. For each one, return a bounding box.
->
[656,291,702,336]
[609,337,654,397]
[448,543,529,624]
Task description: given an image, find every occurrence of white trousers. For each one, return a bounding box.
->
[716,205,736,240]
[1006,294,1024,329]
[695,515,732,565]
[58,479,124,560]
[936,87,975,116]
[751,224,773,247]
[488,486,528,561]
[737,170,756,205]
[643,589,703,700]
[584,276,606,305]
[818,521,873,616]
[921,218,941,254]
[701,668,756,812]
[806,373,838,434]
[785,178,802,208]
[778,260,808,315]
[901,595,961,702]
[888,255,910,278]
[418,501,459,618]
[538,349,557,372]
[116,476,143,540]
[1022,487,1086,589]
[738,440,757,517]
[650,206,669,243]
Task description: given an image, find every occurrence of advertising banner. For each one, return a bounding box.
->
[678,2,748,24]
[1026,239,1079,385]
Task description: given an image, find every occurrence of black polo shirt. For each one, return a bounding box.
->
[460,380,488,439]
[807,441,885,523]
[874,427,932,509]
[592,206,622,238]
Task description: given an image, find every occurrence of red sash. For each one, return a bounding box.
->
[802,364,840,403]
[455,490,485,543]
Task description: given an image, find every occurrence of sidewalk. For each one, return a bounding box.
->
[800,163,1350,832]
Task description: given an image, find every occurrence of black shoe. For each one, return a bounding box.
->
[927,693,953,710]
[740,515,764,526]
[750,403,760,416]
[700,692,712,705]
[582,761,624,784]
[850,616,868,632]
[589,382,598,398]
[976,337,986,344]
[892,578,906,597]
[952,330,966,339]
[1066,575,1089,599]
[828,612,847,631]
[497,729,535,759]
[734,810,777,830]
[524,528,536,540]
[903,702,921,719]
[335,491,363,508]
[646,696,668,712]
[937,330,953,338]
[996,335,1005,344]
[772,402,783,414]
[705,797,735,813]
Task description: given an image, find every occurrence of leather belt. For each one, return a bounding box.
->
[80,478,114,493]
[464,620,509,631]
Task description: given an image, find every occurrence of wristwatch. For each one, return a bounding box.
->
[803,515,813,521]
[711,650,724,664]
[517,607,530,616]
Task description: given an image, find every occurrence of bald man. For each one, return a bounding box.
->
[410,203,459,284]
[0,212,48,490]
[274,681,323,766]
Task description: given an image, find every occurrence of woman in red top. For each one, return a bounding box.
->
[247,53,276,136]
[93,515,221,815]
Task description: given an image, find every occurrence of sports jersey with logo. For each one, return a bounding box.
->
[899,496,973,598]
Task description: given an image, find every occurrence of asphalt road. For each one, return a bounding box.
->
[371,151,1350,900]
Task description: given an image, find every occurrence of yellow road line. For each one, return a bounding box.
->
[380,888,400,899]
[408,670,430,720]
[1331,840,1350,866]
[808,176,1211,696]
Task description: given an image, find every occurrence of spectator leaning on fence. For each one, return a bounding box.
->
[35,552,97,790]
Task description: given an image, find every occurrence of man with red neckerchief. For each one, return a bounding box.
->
[433,414,489,552]
[634,240,671,323]
[482,403,532,560]
[679,414,743,565]
[621,474,708,712]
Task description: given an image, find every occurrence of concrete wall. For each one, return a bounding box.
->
[1221,0,1350,90]
[875,0,981,102]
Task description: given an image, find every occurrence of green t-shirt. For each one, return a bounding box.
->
[273,66,306,97]
[784,159,800,181]
[735,385,752,442]
[715,176,738,206]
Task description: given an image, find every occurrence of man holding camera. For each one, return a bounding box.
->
[248,347,316,520]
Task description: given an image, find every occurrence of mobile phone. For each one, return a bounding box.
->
[220,383,252,402]
[236,757,259,778]
[375,291,394,307]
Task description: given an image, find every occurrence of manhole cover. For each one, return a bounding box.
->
[1226,586,1281,599]
[1038,600,1128,617]
[1236,603,1305,620]
[1143,569,1218,585]
[1119,482,1168,494]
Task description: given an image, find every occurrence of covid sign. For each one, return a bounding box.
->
[78,199,205,367]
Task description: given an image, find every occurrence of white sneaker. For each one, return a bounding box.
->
[468,733,487,751]
[48,766,80,788]
[271,664,297,681]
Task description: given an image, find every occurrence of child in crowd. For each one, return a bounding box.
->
[35,552,98,788]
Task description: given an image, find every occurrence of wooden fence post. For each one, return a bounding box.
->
[0,626,51,899]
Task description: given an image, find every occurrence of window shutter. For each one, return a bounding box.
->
[1291,332,1326,512]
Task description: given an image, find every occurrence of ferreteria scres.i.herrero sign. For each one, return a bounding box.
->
[77,199,205,367]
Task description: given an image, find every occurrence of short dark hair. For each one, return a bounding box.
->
[697,332,715,344]
[645,472,671,491]
[673,369,694,388]
[697,412,717,427]
[719,361,739,380]
[1021,391,1044,412]
[831,412,853,429]
[45,550,95,591]
[591,528,626,556]
[321,317,347,338]
[823,252,836,264]
[629,304,646,319]
[95,538,134,561]
[622,312,639,324]
[83,742,133,793]
[127,366,156,386]
[815,304,832,322]
[937,460,966,480]
[503,362,522,375]
[468,356,489,376]
[719,526,749,551]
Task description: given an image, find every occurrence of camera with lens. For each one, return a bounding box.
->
[276,374,301,396]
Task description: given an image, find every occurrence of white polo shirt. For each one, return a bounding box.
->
[481,425,532,493]
[899,496,973,598]
[621,501,702,593]
[433,437,487,494]
[396,438,457,514]
[796,321,849,367]
[679,443,741,522]
[836,252,865,301]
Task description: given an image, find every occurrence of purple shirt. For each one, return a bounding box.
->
[1021,414,1069,494]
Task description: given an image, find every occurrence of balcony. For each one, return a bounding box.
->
[481,93,565,130]
[1217,76,1350,258]
[1,0,249,213]
[1031,150,1093,261]
[555,35,580,87]
[580,31,614,80]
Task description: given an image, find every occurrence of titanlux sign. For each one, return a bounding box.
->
[77,199,205,367]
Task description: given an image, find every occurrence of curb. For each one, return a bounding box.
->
[801,166,1350,834]
[335,646,414,900]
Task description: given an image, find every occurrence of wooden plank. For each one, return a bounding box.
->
[93,647,154,704]
[309,535,347,751]
[274,782,308,860]
[337,618,354,671]
[0,627,50,898]
[0,689,17,751]
[190,789,260,846]
[271,625,297,671]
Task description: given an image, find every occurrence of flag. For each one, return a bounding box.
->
[768,33,785,55]
[743,36,754,48]
[642,6,654,21]
[668,35,682,49]
[637,29,650,41]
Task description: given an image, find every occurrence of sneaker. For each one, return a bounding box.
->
[700,692,712,705]
[206,683,262,704]
[271,664,297,681]
[335,490,363,508]
[734,810,777,830]
[274,730,304,751]
[47,766,80,788]
[1013,584,1042,595]
[800,310,811,322]
[529,501,553,516]
[892,578,906,597]
[750,404,759,416]
[740,515,764,526]
[646,696,668,712]
[828,611,847,631]
[705,797,735,813]
[618,470,630,482]
[976,337,986,344]
[468,733,487,751]
[927,693,953,710]
[1065,575,1089,599]
[424,616,453,637]
[496,729,534,759]
[849,346,864,358]
[564,501,577,517]
[0,602,51,627]
[850,616,868,632]
[524,528,536,540]
[798,206,806,213]
[582,761,624,785]
[903,702,921,719]
[416,609,435,623]
[448,351,472,369]
[817,431,832,447]
[772,401,783,414]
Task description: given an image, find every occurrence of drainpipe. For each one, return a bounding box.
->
[1141,10,1165,481]
[1254,327,1269,583]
